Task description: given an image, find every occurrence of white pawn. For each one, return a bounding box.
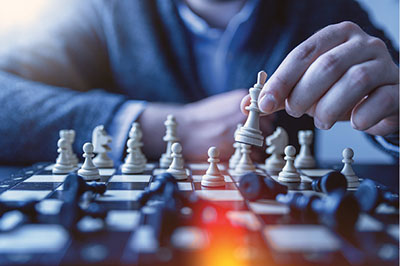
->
[265,127,288,174]
[294,130,316,169]
[77,142,100,181]
[129,122,147,165]
[121,139,145,174]
[166,142,188,180]
[229,123,242,169]
[340,148,360,188]
[235,71,267,147]
[202,147,226,187]
[160,115,179,168]
[53,138,74,174]
[278,145,301,183]
[234,143,256,176]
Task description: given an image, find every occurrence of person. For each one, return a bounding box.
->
[0,0,398,165]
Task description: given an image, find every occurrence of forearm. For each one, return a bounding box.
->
[0,71,126,164]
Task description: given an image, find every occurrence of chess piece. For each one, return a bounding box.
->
[160,115,179,168]
[130,122,147,165]
[311,171,348,194]
[53,138,75,174]
[201,147,226,187]
[340,148,360,188]
[121,138,146,174]
[278,145,301,183]
[234,143,256,176]
[63,173,107,202]
[229,123,242,169]
[77,142,100,181]
[235,71,267,147]
[238,172,288,201]
[276,190,360,234]
[60,129,78,167]
[166,142,188,180]
[265,127,288,174]
[355,179,399,213]
[92,125,114,168]
[294,130,316,169]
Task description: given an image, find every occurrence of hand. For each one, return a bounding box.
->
[140,89,274,162]
[243,21,399,136]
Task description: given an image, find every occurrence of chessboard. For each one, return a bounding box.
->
[0,161,398,266]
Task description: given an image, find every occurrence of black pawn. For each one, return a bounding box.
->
[63,173,107,202]
[311,171,348,193]
[355,179,399,213]
[239,172,288,201]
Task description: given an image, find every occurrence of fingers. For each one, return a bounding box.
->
[259,21,363,113]
[286,37,379,117]
[312,59,390,129]
[240,94,251,115]
[351,84,399,135]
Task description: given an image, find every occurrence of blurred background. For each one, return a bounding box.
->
[0,0,398,165]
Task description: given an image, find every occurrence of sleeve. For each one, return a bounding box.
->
[0,0,141,164]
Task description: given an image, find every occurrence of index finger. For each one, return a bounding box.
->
[258,21,363,114]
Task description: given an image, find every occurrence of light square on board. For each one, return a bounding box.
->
[24,175,67,183]
[106,210,141,231]
[109,175,151,183]
[153,168,191,176]
[96,190,142,201]
[0,190,51,201]
[195,190,243,201]
[300,169,333,177]
[249,201,289,215]
[263,225,340,252]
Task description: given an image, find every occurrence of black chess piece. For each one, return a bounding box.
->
[238,172,288,201]
[137,173,177,206]
[355,179,399,213]
[277,190,359,234]
[311,171,348,193]
[0,200,38,221]
[59,201,107,233]
[63,173,107,202]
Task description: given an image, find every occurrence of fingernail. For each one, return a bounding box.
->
[259,94,276,113]
[314,118,330,130]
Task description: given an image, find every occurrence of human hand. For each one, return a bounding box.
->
[243,21,399,136]
[140,89,275,162]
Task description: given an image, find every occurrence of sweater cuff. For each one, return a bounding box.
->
[108,100,147,162]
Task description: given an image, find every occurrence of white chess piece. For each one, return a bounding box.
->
[278,145,301,183]
[265,127,288,174]
[201,147,226,187]
[129,122,147,165]
[121,133,146,174]
[53,138,74,174]
[77,142,100,181]
[160,115,179,168]
[92,125,114,168]
[234,143,256,176]
[340,148,360,188]
[235,71,267,147]
[229,123,242,169]
[60,129,78,167]
[166,142,188,180]
[294,130,316,169]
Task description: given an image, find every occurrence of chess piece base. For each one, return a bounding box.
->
[77,168,100,181]
[278,171,301,183]
[201,174,225,187]
[52,164,74,174]
[93,153,114,168]
[294,156,316,169]
[167,168,188,180]
[233,165,256,176]
[235,127,263,147]
[121,164,145,174]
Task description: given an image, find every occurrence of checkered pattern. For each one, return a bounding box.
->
[0,162,397,265]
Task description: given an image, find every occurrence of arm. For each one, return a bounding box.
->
[0,0,133,164]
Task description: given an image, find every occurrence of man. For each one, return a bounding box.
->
[0,0,398,164]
